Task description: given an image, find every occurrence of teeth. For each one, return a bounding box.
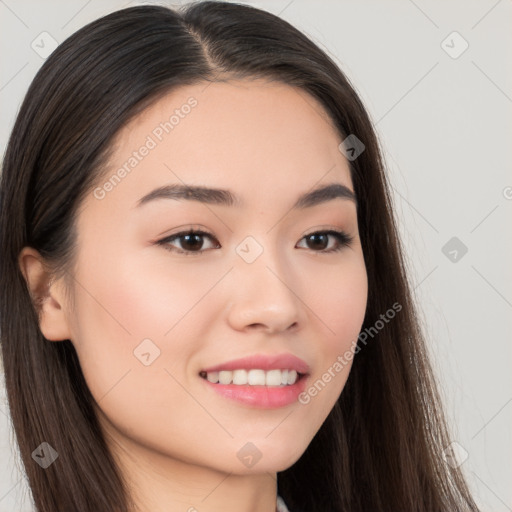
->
[218,371,232,385]
[206,371,219,383]
[202,369,300,386]
[248,369,265,385]
[287,370,297,385]
[265,369,282,386]
[233,369,247,385]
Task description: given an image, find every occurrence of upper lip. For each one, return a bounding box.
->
[201,353,310,374]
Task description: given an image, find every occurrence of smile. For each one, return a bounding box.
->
[199,370,309,409]
[199,368,301,386]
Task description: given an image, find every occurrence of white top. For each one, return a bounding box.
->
[276,494,291,512]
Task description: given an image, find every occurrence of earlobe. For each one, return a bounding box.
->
[18,247,72,342]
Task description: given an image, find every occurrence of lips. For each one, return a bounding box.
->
[200,353,310,374]
[198,353,311,408]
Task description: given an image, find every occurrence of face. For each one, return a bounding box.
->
[59,79,368,474]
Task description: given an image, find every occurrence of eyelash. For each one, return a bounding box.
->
[156,228,354,256]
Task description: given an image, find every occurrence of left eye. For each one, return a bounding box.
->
[157,229,353,256]
[297,230,353,252]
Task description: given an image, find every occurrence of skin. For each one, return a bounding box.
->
[19,79,368,512]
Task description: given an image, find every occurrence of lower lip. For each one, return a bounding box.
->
[200,374,309,409]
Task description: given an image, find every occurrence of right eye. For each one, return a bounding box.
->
[157,229,220,256]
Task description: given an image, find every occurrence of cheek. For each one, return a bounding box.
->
[296,253,367,408]
[66,262,208,456]
[66,248,230,425]
[69,247,219,347]
[66,253,201,401]
[306,252,368,352]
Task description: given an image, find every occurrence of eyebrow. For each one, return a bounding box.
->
[136,182,357,210]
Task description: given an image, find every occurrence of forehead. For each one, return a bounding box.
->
[94,79,353,212]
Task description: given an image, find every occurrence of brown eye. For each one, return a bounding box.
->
[297,230,353,253]
[158,230,220,256]
[305,233,329,251]
[178,233,206,251]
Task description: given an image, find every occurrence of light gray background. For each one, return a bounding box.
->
[1,1,511,510]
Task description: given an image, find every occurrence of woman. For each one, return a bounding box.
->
[0,2,480,511]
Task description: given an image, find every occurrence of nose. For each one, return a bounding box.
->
[225,246,307,334]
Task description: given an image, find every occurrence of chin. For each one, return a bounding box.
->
[224,439,309,475]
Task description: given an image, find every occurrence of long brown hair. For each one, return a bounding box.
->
[0,2,479,511]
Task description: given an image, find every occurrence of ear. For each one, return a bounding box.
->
[18,247,72,341]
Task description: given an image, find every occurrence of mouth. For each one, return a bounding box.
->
[199,369,309,409]
[198,353,311,408]
[199,368,307,387]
